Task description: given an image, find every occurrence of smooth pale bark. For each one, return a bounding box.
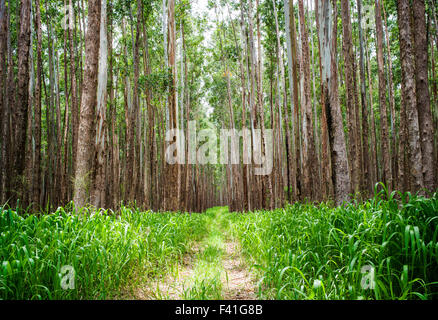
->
[397,0,424,192]
[314,0,333,200]
[412,0,436,192]
[92,0,107,208]
[73,0,101,207]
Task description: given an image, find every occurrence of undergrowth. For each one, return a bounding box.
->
[229,190,438,299]
[0,205,208,299]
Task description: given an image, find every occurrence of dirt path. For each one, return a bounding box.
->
[127,207,257,300]
[221,240,257,300]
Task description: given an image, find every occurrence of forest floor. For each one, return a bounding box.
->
[132,207,257,300]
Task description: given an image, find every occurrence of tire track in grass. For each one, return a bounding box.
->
[134,243,201,299]
[129,207,257,300]
[221,239,257,300]
[182,207,257,300]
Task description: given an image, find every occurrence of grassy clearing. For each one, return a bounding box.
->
[229,191,438,299]
[0,205,208,299]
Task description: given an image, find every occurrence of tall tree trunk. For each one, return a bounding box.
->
[140,5,154,210]
[357,0,372,196]
[397,0,424,192]
[314,0,334,200]
[15,0,32,205]
[239,0,249,210]
[364,27,378,188]
[61,0,70,204]
[92,0,107,208]
[412,0,437,192]
[341,0,361,195]
[164,0,179,211]
[33,0,42,207]
[131,2,142,204]
[256,0,273,209]
[275,0,292,204]
[69,0,79,191]
[298,0,319,200]
[0,0,8,202]
[381,1,397,190]
[318,0,350,204]
[285,0,300,201]
[375,0,392,192]
[73,0,101,207]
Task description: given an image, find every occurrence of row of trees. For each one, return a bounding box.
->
[0,0,437,212]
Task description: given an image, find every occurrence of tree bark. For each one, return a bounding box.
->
[298,0,319,200]
[412,0,436,192]
[92,0,107,208]
[14,0,32,205]
[73,0,101,208]
[397,0,424,192]
[164,0,179,211]
[285,0,301,201]
[318,0,350,204]
[375,0,392,192]
[0,0,7,202]
[341,0,361,195]
[356,0,372,196]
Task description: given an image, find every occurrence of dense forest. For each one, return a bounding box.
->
[0,0,437,212]
[0,0,437,301]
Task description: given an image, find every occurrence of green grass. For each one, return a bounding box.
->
[2,190,437,300]
[182,207,226,300]
[228,190,438,300]
[0,204,208,299]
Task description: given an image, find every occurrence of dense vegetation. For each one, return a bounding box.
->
[229,190,438,299]
[1,190,437,300]
[1,0,437,214]
[0,205,207,299]
[0,0,437,301]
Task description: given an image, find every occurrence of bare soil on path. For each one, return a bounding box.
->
[124,208,258,300]
[221,240,257,300]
